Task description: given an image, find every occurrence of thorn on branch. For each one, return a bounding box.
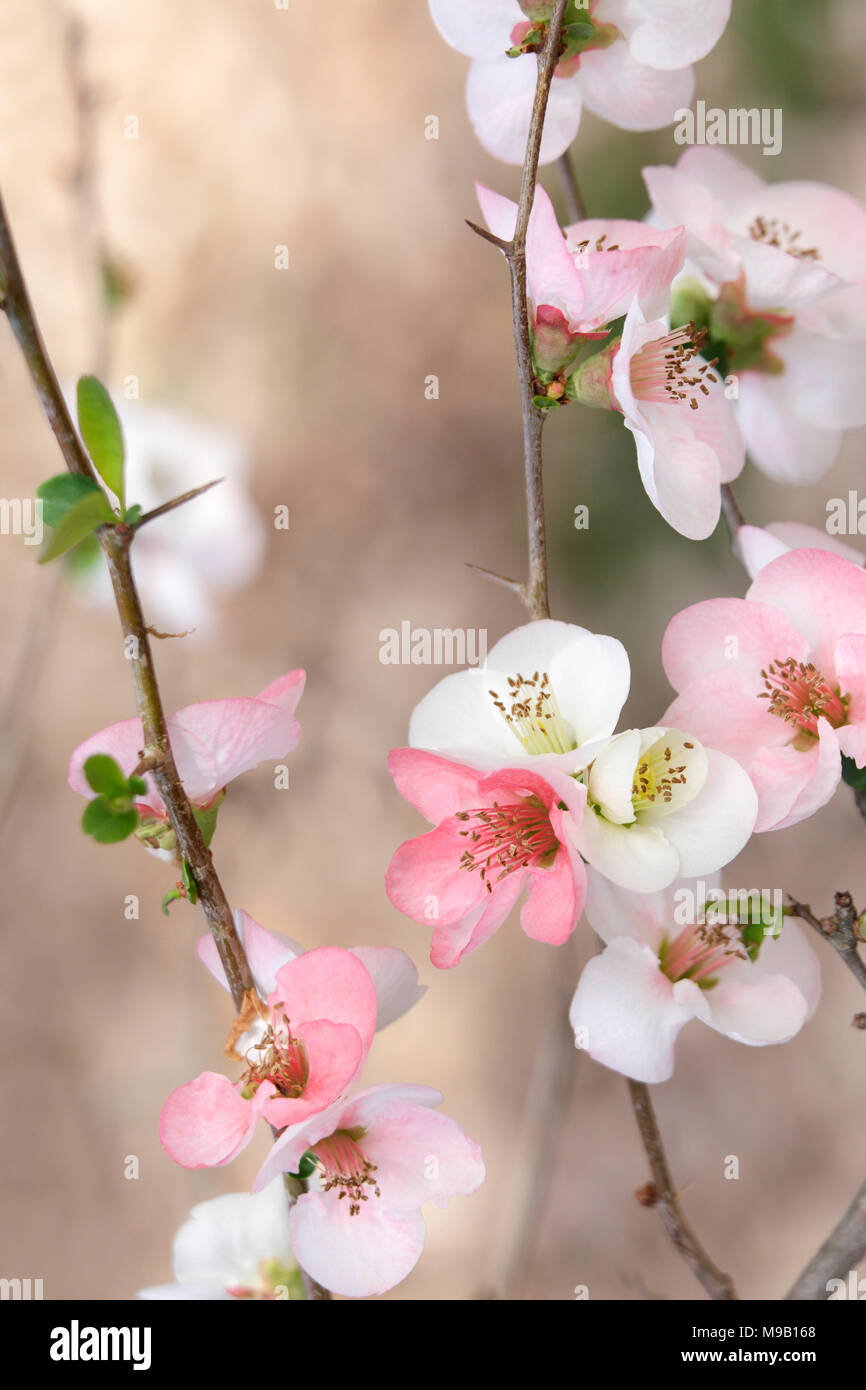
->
[136,477,224,529]
[146,625,194,640]
[465,561,525,600]
[464,219,512,254]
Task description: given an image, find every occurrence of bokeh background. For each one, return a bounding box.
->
[1,0,864,1301]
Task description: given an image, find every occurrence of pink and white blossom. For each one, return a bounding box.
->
[579,297,744,539]
[644,148,866,483]
[197,909,426,1035]
[252,1084,485,1298]
[408,618,630,771]
[569,872,820,1082]
[429,0,731,165]
[663,548,866,831]
[68,670,304,820]
[139,1181,300,1300]
[159,947,378,1169]
[567,724,757,891]
[477,182,686,369]
[387,750,589,967]
[735,522,864,581]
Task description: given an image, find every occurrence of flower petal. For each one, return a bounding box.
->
[569,935,708,1082]
[271,947,378,1058]
[159,1072,261,1169]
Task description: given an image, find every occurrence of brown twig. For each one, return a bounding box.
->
[136,478,224,529]
[627,1081,739,1300]
[468,0,569,622]
[785,1178,866,1301]
[720,482,745,539]
[556,150,584,222]
[0,185,255,1010]
[787,892,866,993]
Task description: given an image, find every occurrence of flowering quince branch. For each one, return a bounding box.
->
[0,184,257,1010]
[785,1179,866,1302]
[627,1080,738,1301]
[466,0,572,622]
[786,893,866,995]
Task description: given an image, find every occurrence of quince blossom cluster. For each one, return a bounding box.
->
[69,679,484,1299]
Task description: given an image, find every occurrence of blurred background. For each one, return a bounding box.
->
[0,0,864,1301]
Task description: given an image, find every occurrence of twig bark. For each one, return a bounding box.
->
[720,482,745,539]
[556,150,584,222]
[787,892,866,993]
[627,1080,739,1300]
[785,1178,866,1300]
[0,178,335,1300]
[469,0,570,622]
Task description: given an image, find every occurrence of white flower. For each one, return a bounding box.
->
[569,872,821,1082]
[138,1181,301,1300]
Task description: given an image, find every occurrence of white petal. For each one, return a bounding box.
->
[428,0,522,59]
[172,1182,294,1292]
[467,54,582,165]
[348,947,427,1031]
[644,748,757,877]
[570,936,709,1082]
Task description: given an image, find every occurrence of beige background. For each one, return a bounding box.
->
[0,0,864,1300]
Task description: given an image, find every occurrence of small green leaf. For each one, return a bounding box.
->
[842,755,866,789]
[161,886,185,915]
[532,393,560,411]
[83,753,132,799]
[39,488,114,564]
[37,473,104,528]
[192,793,224,848]
[82,796,139,843]
[77,375,125,505]
[181,858,198,905]
[290,1151,318,1181]
[123,504,143,526]
[128,775,147,796]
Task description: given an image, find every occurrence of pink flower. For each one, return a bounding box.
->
[197,909,426,1034]
[570,298,744,539]
[386,750,588,968]
[476,182,686,371]
[569,872,820,1083]
[68,670,304,822]
[429,0,730,164]
[735,523,864,581]
[251,1084,485,1298]
[159,946,378,1168]
[663,548,866,830]
[644,147,866,483]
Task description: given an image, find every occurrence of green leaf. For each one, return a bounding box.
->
[290,1151,318,1181]
[83,753,131,799]
[161,886,185,916]
[82,796,139,843]
[77,375,125,505]
[192,793,224,848]
[123,504,143,526]
[181,858,198,905]
[842,755,866,789]
[128,775,147,796]
[38,488,114,564]
[37,473,104,528]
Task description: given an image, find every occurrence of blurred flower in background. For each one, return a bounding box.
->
[68,398,265,636]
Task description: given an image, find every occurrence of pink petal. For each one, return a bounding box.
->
[158,1072,260,1169]
[347,946,426,1031]
[747,548,866,679]
[359,1101,485,1212]
[255,668,306,714]
[68,719,163,813]
[290,1191,427,1298]
[749,719,841,832]
[386,820,486,928]
[520,834,584,945]
[169,695,300,803]
[429,866,525,968]
[662,595,808,690]
[197,909,301,999]
[388,748,484,823]
[262,1019,364,1130]
[676,146,766,203]
[271,947,377,1058]
[737,372,843,485]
